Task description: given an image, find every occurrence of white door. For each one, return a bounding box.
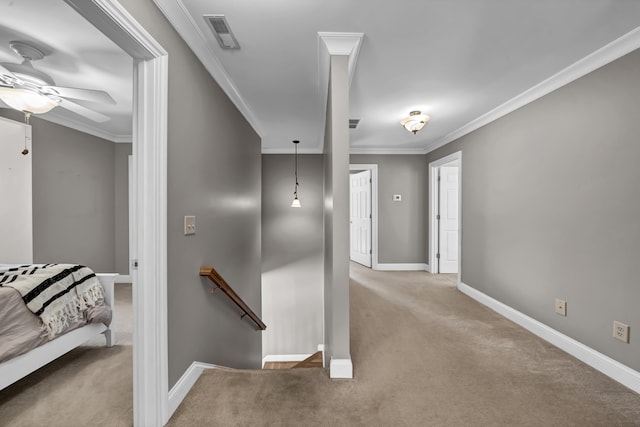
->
[350,170,372,267]
[438,166,459,273]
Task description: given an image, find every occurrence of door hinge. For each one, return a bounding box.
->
[438,175,441,182]
[131,259,139,269]
[370,249,372,254]
[436,253,440,259]
[436,214,440,220]
[370,213,372,219]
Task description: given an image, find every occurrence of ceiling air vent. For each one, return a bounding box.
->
[349,119,360,129]
[204,15,240,49]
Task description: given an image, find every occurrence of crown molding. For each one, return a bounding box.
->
[38,111,132,142]
[349,146,428,155]
[316,32,364,155]
[262,146,430,155]
[261,147,323,155]
[424,25,640,154]
[151,0,263,137]
[318,32,364,87]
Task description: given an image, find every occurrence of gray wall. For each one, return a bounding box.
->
[119,0,263,387]
[0,109,120,273]
[350,154,428,264]
[114,143,131,275]
[324,55,351,365]
[426,49,640,371]
[262,154,324,357]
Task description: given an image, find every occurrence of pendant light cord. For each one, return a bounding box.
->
[293,140,299,197]
[22,112,31,155]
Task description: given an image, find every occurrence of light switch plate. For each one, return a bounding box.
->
[184,216,196,235]
[392,194,402,201]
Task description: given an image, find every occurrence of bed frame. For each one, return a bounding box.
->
[0,273,119,391]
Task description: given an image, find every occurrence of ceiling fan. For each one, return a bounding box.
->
[0,41,115,122]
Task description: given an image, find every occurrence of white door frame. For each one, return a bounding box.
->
[64,1,168,425]
[349,164,378,269]
[428,152,462,278]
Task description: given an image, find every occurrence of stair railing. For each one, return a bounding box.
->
[199,266,266,331]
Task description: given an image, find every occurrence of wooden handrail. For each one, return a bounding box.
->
[199,266,266,331]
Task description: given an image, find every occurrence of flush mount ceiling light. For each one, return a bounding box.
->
[291,140,301,208]
[400,110,430,134]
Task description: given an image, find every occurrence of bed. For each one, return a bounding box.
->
[0,264,117,390]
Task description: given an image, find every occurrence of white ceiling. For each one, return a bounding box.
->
[166,0,640,153]
[0,0,132,142]
[1,1,640,152]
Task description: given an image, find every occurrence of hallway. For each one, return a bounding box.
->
[169,264,640,425]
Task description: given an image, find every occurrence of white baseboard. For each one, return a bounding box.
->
[458,282,640,394]
[330,358,353,379]
[376,263,429,271]
[167,361,217,419]
[261,353,312,368]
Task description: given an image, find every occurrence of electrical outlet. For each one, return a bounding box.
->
[613,321,630,343]
[555,298,566,316]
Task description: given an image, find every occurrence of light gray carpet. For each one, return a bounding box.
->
[168,264,640,426]
[0,284,133,427]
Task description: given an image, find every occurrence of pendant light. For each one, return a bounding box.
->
[291,140,301,208]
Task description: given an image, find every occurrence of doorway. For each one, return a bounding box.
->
[350,169,372,267]
[349,164,378,269]
[64,1,168,425]
[429,152,461,276]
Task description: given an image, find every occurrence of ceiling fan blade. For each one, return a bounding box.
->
[59,98,110,123]
[0,64,16,86]
[44,85,116,105]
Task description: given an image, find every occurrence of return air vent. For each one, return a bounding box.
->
[349,119,360,129]
[204,15,240,49]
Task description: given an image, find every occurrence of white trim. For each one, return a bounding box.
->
[317,344,326,368]
[151,0,262,138]
[36,112,132,143]
[167,361,217,419]
[317,32,364,85]
[330,358,353,379]
[350,147,430,155]
[458,282,640,394]
[424,26,640,154]
[133,53,169,426]
[375,263,429,272]
[428,152,462,275]
[64,1,169,425]
[350,164,378,270]
[317,33,364,153]
[262,147,324,155]
[261,353,313,368]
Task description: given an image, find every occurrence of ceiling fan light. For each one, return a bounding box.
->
[0,87,59,114]
[400,110,430,134]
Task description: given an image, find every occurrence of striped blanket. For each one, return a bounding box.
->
[0,264,105,339]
